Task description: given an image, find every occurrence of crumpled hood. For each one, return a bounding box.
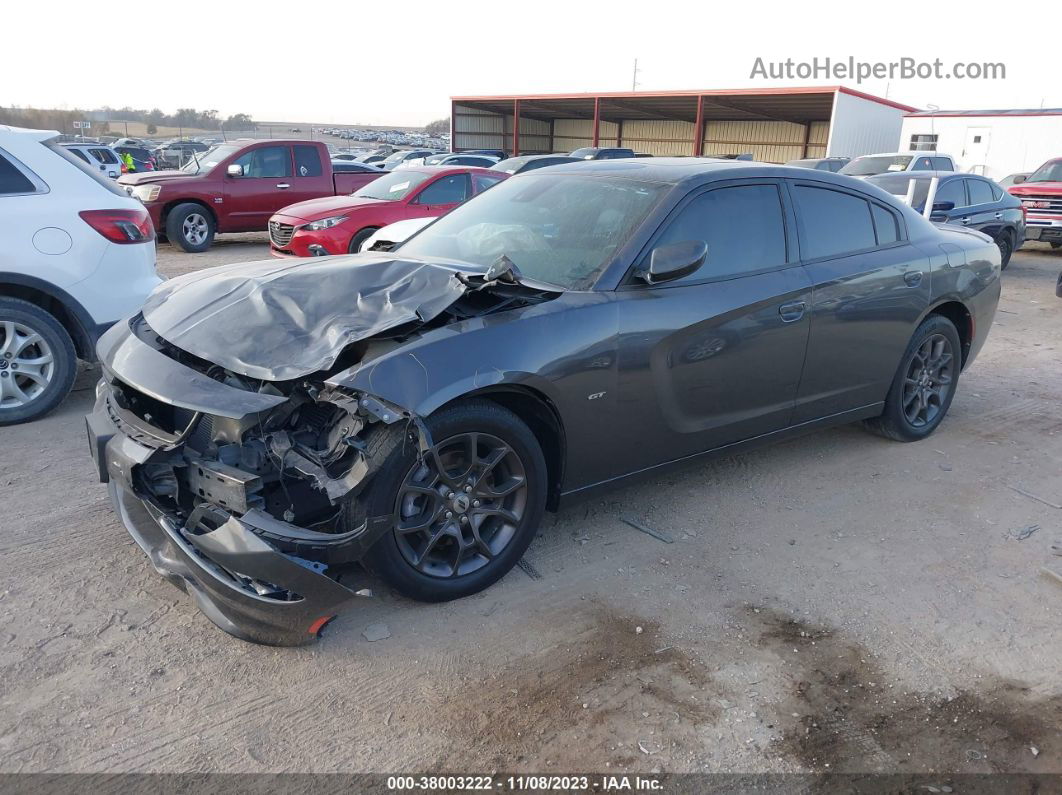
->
[141,255,467,381]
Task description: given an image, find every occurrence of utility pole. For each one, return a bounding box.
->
[632,58,640,92]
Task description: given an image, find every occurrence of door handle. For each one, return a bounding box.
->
[961,216,971,225]
[994,212,1003,219]
[904,271,924,287]
[778,300,806,323]
[276,183,290,189]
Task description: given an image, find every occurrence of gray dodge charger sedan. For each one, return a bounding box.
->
[86,159,1001,645]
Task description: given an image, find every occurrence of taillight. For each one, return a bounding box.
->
[79,209,155,244]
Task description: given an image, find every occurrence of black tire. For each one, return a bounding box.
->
[355,399,548,602]
[997,230,1014,271]
[165,202,215,253]
[348,227,380,254]
[864,314,961,442]
[0,298,78,426]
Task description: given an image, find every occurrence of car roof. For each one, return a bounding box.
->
[855,151,956,158]
[530,157,843,183]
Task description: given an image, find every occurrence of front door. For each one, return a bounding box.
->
[609,181,813,478]
[222,144,294,230]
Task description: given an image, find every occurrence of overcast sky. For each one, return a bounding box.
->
[6,1,1059,125]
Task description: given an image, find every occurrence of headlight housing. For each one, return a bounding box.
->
[303,215,349,231]
[132,184,161,202]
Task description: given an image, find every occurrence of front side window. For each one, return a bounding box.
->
[415,173,471,205]
[793,185,876,259]
[649,184,787,284]
[231,146,291,178]
[293,145,322,177]
[398,173,668,290]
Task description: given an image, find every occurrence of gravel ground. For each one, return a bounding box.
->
[1,238,1059,775]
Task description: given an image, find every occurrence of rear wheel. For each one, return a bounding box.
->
[166,203,215,253]
[348,227,380,254]
[863,315,961,442]
[356,400,547,602]
[0,298,77,426]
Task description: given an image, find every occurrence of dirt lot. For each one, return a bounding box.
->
[1,238,1059,775]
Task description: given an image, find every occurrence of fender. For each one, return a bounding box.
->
[0,270,105,360]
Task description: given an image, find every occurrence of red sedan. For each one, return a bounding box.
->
[268,166,508,257]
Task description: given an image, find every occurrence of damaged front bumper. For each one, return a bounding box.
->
[85,321,411,646]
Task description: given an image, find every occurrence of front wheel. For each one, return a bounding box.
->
[348,227,380,254]
[355,400,548,602]
[863,315,961,442]
[165,203,215,253]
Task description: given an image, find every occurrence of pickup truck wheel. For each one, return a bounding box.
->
[348,227,379,254]
[166,203,215,253]
[355,400,547,602]
[0,298,77,426]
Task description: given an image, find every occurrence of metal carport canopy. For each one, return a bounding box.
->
[450,86,916,157]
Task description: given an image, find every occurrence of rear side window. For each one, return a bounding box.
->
[473,174,504,192]
[69,148,90,163]
[90,148,118,164]
[793,185,876,259]
[934,179,967,208]
[932,157,954,171]
[912,156,934,171]
[967,179,995,205]
[653,184,788,283]
[871,204,900,245]
[0,153,35,194]
[293,145,322,177]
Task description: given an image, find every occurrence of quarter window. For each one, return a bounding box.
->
[652,184,787,283]
[0,154,34,194]
[792,185,876,259]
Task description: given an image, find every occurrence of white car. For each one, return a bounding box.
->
[358,217,435,252]
[839,151,958,178]
[0,126,161,424]
[62,142,124,179]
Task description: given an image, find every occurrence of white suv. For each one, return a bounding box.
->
[0,126,161,424]
[61,142,124,179]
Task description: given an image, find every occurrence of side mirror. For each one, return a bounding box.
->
[1012,174,1027,185]
[932,201,955,212]
[638,240,707,285]
[227,164,244,177]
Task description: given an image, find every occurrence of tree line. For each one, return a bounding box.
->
[0,105,255,134]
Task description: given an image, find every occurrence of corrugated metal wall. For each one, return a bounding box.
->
[453,102,833,161]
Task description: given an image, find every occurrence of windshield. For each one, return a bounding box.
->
[354,170,431,200]
[840,155,913,176]
[180,144,240,173]
[397,173,668,290]
[1026,160,1062,183]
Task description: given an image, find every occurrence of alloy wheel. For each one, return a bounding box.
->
[393,432,528,578]
[901,333,955,428]
[0,320,55,408]
[182,213,209,246]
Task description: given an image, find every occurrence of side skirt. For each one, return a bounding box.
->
[557,402,884,509]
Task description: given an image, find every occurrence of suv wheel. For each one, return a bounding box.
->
[166,203,216,253]
[863,314,961,442]
[353,400,548,602]
[0,298,78,426]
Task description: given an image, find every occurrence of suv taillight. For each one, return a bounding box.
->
[79,209,155,244]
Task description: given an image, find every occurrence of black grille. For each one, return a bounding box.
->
[269,220,295,248]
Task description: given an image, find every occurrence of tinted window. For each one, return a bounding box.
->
[231,146,291,178]
[967,179,995,205]
[815,161,833,171]
[871,204,899,245]
[793,185,875,259]
[415,173,471,205]
[69,148,90,163]
[931,157,954,171]
[934,179,967,208]
[293,145,322,177]
[912,157,934,171]
[0,153,34,194]
[653,184,787,282]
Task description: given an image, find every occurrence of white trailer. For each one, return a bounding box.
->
[899,109,1062,180]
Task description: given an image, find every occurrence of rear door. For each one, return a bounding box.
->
[89,147,121,179]
[789,181,930,423]
[962,177,1005,239]
[286,145,332,205]
[610,179,814,475]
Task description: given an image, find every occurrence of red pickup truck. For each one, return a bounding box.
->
[117,139,382,252]
[1008,157,1062,249]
